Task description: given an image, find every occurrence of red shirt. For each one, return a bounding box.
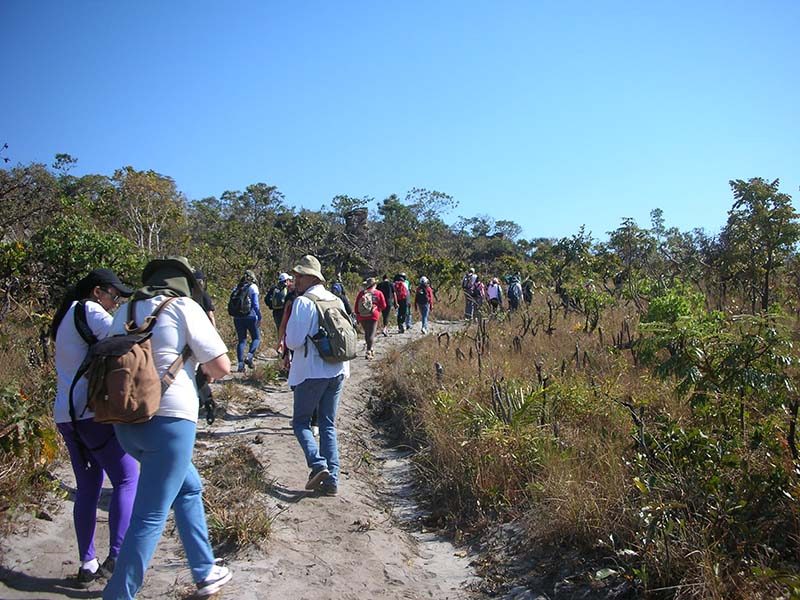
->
[354,288,387,322]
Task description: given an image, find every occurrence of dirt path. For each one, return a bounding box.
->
[0,321,483,600]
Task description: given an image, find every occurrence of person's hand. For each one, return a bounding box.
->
[275,340,284,354]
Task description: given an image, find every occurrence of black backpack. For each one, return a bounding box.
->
[270,285,288,310]
[227,283,252,317]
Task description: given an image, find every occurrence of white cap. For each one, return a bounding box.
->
[278,272,292,283]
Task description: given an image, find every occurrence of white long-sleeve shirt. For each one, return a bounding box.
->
[285,284,350,387]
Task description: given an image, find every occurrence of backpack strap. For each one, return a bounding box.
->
[302,292,324,358]
[68,301,104,469]
[73,301,98,346]
[128,297,193,394]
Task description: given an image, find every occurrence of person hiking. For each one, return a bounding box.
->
[472,275,487,317]
[507,275,523,311]
[522,275,534,306]
[265,272,293,332]
[102,257,232,600]
[462,268,478,320]
[375,273,395,336]
[285,255,350,496]
[393,273,410,333]
[193,269,217,424]
[230,269,262,372]
[354,277,387,359]
[413,276,434,334]
[330,277,353,316]
[487,277,503,312]
[50,268,139,587]
[193,269,216,327]
[402,273,414,331]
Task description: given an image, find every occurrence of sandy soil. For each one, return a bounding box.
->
[0,321,484,600]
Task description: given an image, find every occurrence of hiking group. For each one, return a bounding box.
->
[462,267,534,319]
[49,253,436,598]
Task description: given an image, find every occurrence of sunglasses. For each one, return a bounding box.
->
[100,288,122,303]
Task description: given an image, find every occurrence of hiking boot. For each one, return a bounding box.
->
[244,354,255,369]
[319,482,338,496]
[196,564,232,597]
[237,362,245,373]
[97,556,115,579]
[398,325,404,333]
[311,425,319,437]
[305,467,330,490]
[74,566,99,588]
[382,328,388,337]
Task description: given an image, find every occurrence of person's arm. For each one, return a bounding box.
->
[201,353,231,380]
[251,288,262,322]
[276,298,294,353]
[207,310,216,327]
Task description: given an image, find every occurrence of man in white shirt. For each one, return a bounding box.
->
[285,255,350,496]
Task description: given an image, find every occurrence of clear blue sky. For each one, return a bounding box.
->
[3,1,798,241]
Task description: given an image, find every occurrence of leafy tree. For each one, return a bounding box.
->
[111,166,187,254]
[720,178,800,312]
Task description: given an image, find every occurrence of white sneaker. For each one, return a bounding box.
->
[196,565,232,597]
[311,425,319,437]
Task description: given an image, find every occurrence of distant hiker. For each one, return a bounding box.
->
[354,277,387,359]
[330,277,353,316]
[462,268,478,319]
[402,273,414,331]
[414,276,434,334]
[50,268,139,587]
[393,273,410,333]
[375,274,395,336]
[522,275,534,305]
[103,257,232,600]
[194,269,217,424]
[507,275,523,311]
[265,272,294,331]
[229,269,262,372]
[285,255,350,496]
[193,269,216,327]
[487,277,503,311]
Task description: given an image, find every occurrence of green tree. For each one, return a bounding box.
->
[720,178,800,312]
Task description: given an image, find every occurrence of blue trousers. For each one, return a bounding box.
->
[292,375,344,486]
[103,417,215,600]
[234,315,260,363]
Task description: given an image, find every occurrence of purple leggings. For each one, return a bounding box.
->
[57,420,139,562]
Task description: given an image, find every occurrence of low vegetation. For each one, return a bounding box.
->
[379,288,800,598]
[197,442,276,554]
[2,154,800,597]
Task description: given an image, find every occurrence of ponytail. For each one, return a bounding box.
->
[50,276,96,341]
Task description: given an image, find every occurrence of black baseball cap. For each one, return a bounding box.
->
[87,268,134,297]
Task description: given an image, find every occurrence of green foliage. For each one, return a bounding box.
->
[0,383,58,460]
[33,214,146,302]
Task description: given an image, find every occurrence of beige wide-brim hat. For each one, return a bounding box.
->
[292,255,326,282]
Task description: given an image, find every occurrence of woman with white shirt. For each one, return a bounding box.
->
[101,257,232,600]
[50,268,139,586]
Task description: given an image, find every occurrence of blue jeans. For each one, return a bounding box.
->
[104,417,215,600]
[292,375,344,486]
[418,303,430,331]
[234,315,261,363]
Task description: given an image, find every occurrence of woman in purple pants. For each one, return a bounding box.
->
[50,269,140,587]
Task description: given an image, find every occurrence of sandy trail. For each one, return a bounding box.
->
[0,321,483,600]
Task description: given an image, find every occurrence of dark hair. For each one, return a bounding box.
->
[50,276,99,341]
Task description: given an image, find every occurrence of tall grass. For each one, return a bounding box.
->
[378,289,800,598]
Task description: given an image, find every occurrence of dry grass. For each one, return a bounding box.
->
[377,292,800,598]
[198,442,276,555]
